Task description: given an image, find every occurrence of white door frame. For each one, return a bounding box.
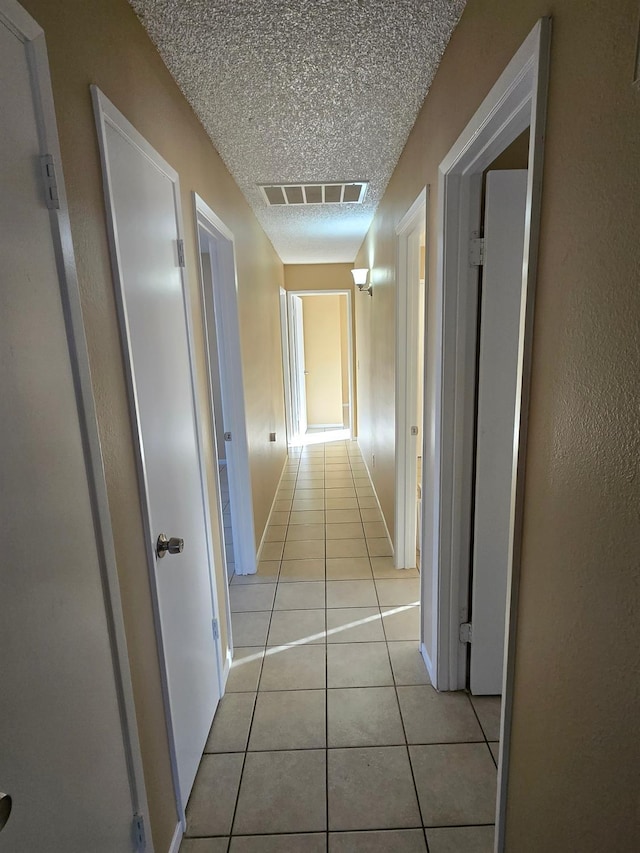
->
[194,194,257,579]
[289,294,308,438]
[279,287,294,446]
[421,18,551,849]
[2,2,151,845]
[92,89,225,825]
[394,188,427,569]
[284,289,355,439]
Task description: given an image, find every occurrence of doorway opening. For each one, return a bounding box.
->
[283,290,355,447]
[195,195,257,592]
[395,189,427,571]
[420,19,551,850]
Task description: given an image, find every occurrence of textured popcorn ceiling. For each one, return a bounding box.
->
[129,0,466,263]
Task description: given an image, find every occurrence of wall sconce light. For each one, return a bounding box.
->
[351,267,372,295]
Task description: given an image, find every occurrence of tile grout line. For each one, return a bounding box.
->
[224,453,296,848]
[465,691,499,769]
[324,441,330,848]
[372,498,431,849]
[188,822,496,841]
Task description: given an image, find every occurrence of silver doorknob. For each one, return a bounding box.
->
[0,793,11,832]
[156,533,184,558]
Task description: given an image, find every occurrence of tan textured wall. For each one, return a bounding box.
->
[24,0,286,848]
[284,263,358,433]
[354,1,640,849]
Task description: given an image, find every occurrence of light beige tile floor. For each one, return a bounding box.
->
[182,439,498,852]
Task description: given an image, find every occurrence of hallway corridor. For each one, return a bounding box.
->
[181,440,499,852]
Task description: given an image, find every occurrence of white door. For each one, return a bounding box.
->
[290,295,308,438]
[0,10,143,851]
[196,205,257,578]
[93,90,221,813]
[470,170,528,695]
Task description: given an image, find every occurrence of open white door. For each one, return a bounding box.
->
[0,5,148,850]
[395,189,427,569]
[93,89,222,816]
[470,170,528,695]
[195,197,257,578]
[289,295,308,439]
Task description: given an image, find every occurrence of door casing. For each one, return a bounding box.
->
[284,289,355,443]
[422,18,551,850]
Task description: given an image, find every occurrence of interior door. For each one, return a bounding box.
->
[0,12,141,851]
[93,90,221,813]
[290,295,308,438]
[470,170,528,695]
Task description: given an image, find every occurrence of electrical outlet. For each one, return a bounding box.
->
[269,432,277,442]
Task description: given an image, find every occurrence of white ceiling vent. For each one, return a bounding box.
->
[259,181,368,206]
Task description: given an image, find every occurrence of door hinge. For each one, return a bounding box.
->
[212,618,219,641]
[459,622,472,644]
[132,813,146,851]
[469,234,485,267]
[176,238,186,268]
[40,154,60,210]
[224,432,232,442]
[410,426,419,436]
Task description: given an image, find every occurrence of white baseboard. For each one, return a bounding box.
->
[222,647,233,693]
[355,439,394,553]
[420,641,436,685]
[256,455,289,562]
[307,422,343,428]
[168,821,182,853]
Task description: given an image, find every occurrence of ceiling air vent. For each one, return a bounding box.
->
[259,182,368,206]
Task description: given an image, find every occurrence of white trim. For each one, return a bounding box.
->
[0,5,153,848]
[422,18,551,853]
[420,642,436,684]
[92,88,225,825]
[222,646,233,692]
[1,0,41,38]
[285,289,355,442]
[168,822,183,853]
[355,440,394,550]
[194,194,257,577]
[307,422,344,429]
[279,287,294,445]
[394,187,428,569]
[256,455,289,560]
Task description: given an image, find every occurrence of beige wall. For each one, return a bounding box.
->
[23,0,286,848]
[301,295,344,426]
[284,262,354,293]
[354,1,640,849]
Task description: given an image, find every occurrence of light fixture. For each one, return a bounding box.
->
[351,267,372,295]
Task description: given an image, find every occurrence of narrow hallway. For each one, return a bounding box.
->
[181,439,499,852]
